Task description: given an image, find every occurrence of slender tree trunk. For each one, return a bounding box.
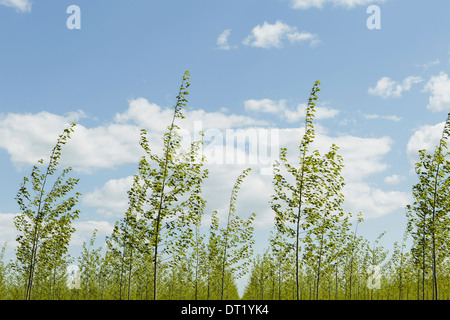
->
[422,222,426,300]
[316,230,325,300]
[431,150,442,300]
[127,248,133,300]
[348,222,359,300]
[295,166,305,301]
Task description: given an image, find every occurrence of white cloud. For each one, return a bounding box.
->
[415,59,440,70]
[71,220,115,246]
[297,104,340,121]
[406,121,447,165]
[0,97,403,226]
[216,29,237,50]
[0,99,266,174]
[83,176,135,217]
[0,0,31,12]
[343,183,409,219]
[0,213,18,249]
[116,98,265,133]
[0,110,142,174]
[314,134,393,181]
[200,165,274,229]
[0,212,113,251]
[269,131,399,220]
[363,114,402,122]
[423,72,450,112]
[81,125,396,226]
[0,110,85,168]
[289,0,386,9]
[244,99,287,114]
[244,99,339,122]
[243,20,320,49]
[384,174,403,185]
[271,128,393,181]
[368,76,423,98]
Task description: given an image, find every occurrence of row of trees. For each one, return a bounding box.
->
[0,71,449,299]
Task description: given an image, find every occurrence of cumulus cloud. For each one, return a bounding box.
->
[0,97,405,225]
[0,110,142,174]
[406,121,447,165]
[116,98,266,133]
[243,20,320,49]
[415,59,440,70]
[289,0,386,9]
[0,98,266,174]
[343,183,410,219]
[363,114,402,122]
[71,220,115,246]
[0,0,31,12]
[310,134,393,181]
[82,124,397,225]
[0,213,18,249]
[264,131,402,220]
[368,76,423,98]
[216,29,237,50]
[384,174,404,185]
[83,176,135,217]
[423,72,450,112]
[244,98,339,122]
[244,99,287,114]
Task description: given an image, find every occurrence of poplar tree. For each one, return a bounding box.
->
[128,71,208,300]
[78,230,104,300]
[0,243,7,298]
[14,123,80,300]
[219,168,255,300]
[406,113,450,300]
[301,144,348,300]
[271,81,321,300]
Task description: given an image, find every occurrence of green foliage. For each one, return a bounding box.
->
[14,122,80,300]
[406,112,450,300]
[219,168,255,299]
[3,75,450,301]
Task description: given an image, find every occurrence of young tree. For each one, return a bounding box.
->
[126,70,208,300]
[78,230,104,300]
[219,168,255,300]
[406,113,450,300]
[301,144,348,300]
[14,123,80,300]
[0,243,7,298]
[270,81,321,300]
[365,231,388,300]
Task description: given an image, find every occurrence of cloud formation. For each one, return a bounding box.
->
[0,99,266,174]
[368,76,423,99]
[289,0,386,10]
[83,176,135,217]
[415,59,440,70]
[244,98,339,122]
[406,121,447,165]
[0,97,407,224]
[243,20,320,49]
[363,114,402,122]
[0,0,31,12]
[423,72,450,112]
[216,29,237,50]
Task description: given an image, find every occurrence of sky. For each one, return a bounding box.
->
[0,0,450,294]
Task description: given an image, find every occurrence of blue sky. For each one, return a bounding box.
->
[1,0,450,293]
